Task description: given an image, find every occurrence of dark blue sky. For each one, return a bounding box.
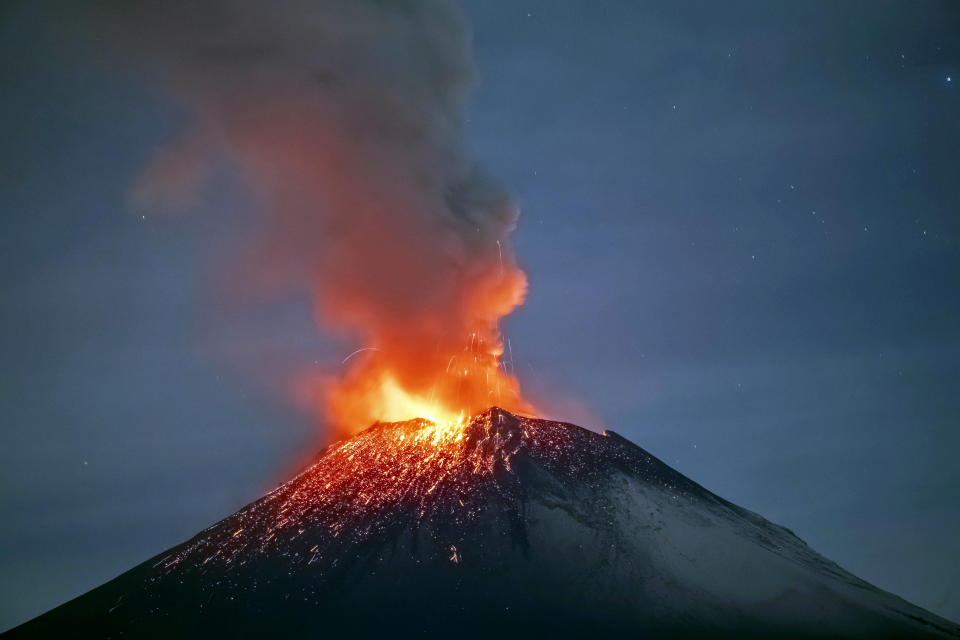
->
[1,0,959,631]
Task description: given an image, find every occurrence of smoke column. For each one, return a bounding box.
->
[95,0,530,433]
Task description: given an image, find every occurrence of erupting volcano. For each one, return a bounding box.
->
[9,408,959,638]
[15,2,956,638]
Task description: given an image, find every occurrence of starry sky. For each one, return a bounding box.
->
[1,0,959,631]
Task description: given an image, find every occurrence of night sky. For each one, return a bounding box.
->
[2,0,959,631]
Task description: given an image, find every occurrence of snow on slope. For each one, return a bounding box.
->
[7,408,959,638]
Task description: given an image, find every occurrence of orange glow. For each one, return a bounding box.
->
[317,259,534,435]
[354,374,468,426]
[324,327,533,434]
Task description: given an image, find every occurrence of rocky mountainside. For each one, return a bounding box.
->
[7,408,959,638]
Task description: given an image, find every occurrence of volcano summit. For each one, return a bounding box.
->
[8,408,959,638]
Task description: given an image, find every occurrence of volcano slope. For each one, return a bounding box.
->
[8,408,959,638]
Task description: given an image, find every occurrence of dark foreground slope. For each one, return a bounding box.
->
[7,408,959,639]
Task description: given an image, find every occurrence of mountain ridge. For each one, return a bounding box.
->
[7,408,959,638]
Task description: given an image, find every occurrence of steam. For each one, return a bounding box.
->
[96,0,529,432]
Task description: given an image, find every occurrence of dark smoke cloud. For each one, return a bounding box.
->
[90,0,529,431]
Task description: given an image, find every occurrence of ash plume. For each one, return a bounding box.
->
[93,0,529,432]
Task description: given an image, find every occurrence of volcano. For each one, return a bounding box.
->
[7,408,959,638]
